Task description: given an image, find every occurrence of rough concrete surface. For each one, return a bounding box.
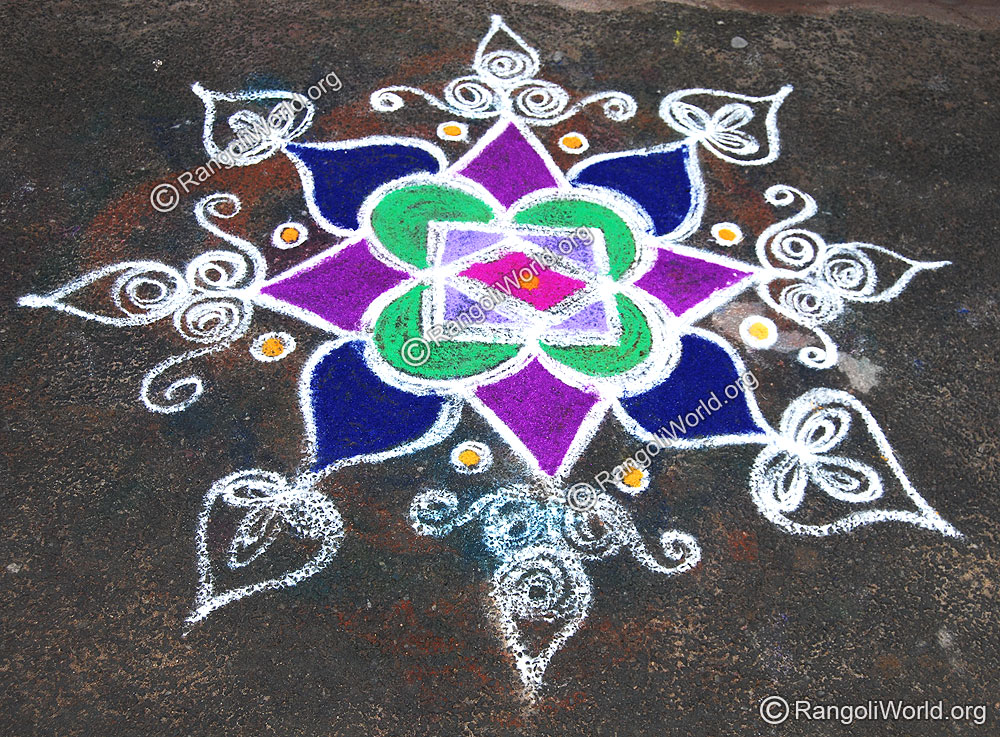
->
[1,1,998,735]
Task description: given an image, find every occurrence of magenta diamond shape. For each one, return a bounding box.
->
[460,252,586,311]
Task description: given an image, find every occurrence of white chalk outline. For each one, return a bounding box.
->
[659,85,793,166]
[370,15,637,128]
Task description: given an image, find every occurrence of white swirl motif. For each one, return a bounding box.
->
[777,282,844,326]
[193,193,268,288]
[140,347,220,414]
[512,81,571,121]
[19,191,270,412]
[19,261,189,327]
[749,389,961,537]
[173,295,252,344]
[369,15,636,127]
[491,544,591,698]
[408,485,700,697]
[185,251,252,292]
[192,82,315,166]
[754,185,950,369]
[188,469,344,626]
[443,76,500,116]
[659,86,792,165]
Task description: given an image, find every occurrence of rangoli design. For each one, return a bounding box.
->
[20,16,960,699]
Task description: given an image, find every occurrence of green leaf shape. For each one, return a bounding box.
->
[370,184,495,269]
[540,294,652,376]
[373,284,521,380]
[512,198,637,280]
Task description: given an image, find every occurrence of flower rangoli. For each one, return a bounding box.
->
[19,15,959,700]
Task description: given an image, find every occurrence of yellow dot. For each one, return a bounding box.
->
[260,337,285,357]
[280,227,299,244]
[622,467,644,488]
[442,124,462,137]
[457,449,481,467]
[561,135,583,149]
[748,322,770,341]
[718,228,737,242]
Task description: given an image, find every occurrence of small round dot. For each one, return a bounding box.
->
[457,449,480,467]
[272,222,307,249]
[260,337,285,357]
[558,132,590,154]
[711,222,744,246]
[250,331,297,362]
[450,441,492,474]
[437,121,469,141]
[615,464,649,495]
[739,315,778,349]
[518,273,540,290]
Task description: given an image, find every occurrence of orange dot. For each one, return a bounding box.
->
[442,124,462,137]
[562,135,583,149]
[260,337,285,357]
[518,273,540,290]
[457,449,481,467]
[280,227,300,244]
[622,467,644,488]
[748,322,770,341]
[717,228,737,242]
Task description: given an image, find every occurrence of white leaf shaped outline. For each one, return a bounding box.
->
[750,388,961,537]
[19,261,189,327]
[187,469,344,626]
[659,85,793,165]
[192,82,315,167]
[491,544,592,700]
[473,14,542,90]
[810,242,950,303]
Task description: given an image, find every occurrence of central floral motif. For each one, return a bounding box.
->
[259,118,761,476]
[368,179,656,384]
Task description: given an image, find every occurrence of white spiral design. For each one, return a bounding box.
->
[370,89,406,112]
[481,497,547,560]
[409,490,462,537]
[656,531,702,574]
[199,191,241,220]
[494,545,588,623]
[768,229,826,269]
[820,247,877,298]
[778,283,843,326]
[480,49,536,84]
[186,250,252,291]
[600,93,638,121]
[173,295,251,344]
[443,77,499,115]
[513,81,570,120]
[110,265,188,321]
[561,503,624,559]
[140,346,222,414]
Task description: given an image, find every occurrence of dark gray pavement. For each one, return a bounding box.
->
[2,1,998,735]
